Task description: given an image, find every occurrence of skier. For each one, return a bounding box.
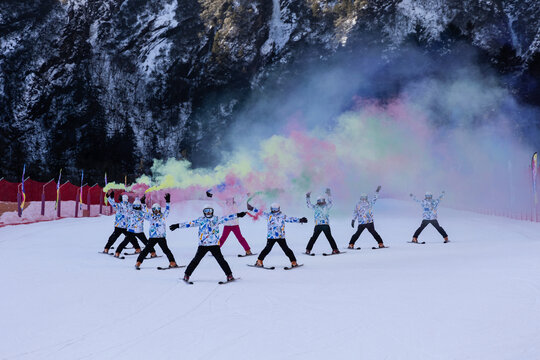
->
[102,190,131,254]
[134,193,178,269]
[248,201,307,268]
[305,188,340,254]
[410,191,449,243]
[113,196,158,259]
[348,186,386,249]
[169,204,246,283]
[215,194,253,256]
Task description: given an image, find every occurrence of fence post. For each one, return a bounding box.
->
[75,189,80,218]
[17,191,22,217]
[87,190,91,216]
[41,192,46,216]
[57,190,61,218]
[100,192,103,214]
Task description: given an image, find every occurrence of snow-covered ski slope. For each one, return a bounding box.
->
[2,199,540,360]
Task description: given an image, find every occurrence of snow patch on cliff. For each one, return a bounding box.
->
[261,0,293,55]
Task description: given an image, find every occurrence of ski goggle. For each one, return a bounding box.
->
[203,208,213,214]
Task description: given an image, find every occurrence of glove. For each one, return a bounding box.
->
[376,185,381,193]
[169,224,180,231]
[325,188,331,195]
[442,190,446,194]
[351,220,355,228]
[409,193,413,197]
[306,191,311,197]
[237,212,247,218]
[206,190,213,198]
[299,217,308,223]
[164,193,170,203]
[247,202,254,211]
[109,190,115,199]
[140,195,146,205]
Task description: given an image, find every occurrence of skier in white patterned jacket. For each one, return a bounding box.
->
[410,191,449,243]
[169,204,246,282]
[102,190,131,253]
[348,186,386,249]
[248,200,307,268]
[113,196,158,259]
[135,193,178,269]
[305,188,339,255]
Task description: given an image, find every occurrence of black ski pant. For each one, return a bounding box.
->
[349,222,383,245]
[258,238,296,262]
[104,227,128,250]
[116,232,149,254]
[136,237,176,264]
[413,220,448,239]
[306,224,338,251]
[185,245,232,277]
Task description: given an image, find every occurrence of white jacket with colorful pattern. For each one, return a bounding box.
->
[178,214,238,246]
[251,207,300,239]
[127,205,146,233]
[352,193,378,225]
[306,196,333,225]
[143,203,170,238]
[109,197,130,229]
[412,194,444,220]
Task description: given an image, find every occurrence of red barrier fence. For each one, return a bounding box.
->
[0,178,126,223]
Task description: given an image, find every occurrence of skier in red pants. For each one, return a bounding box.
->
[207,190,253,256]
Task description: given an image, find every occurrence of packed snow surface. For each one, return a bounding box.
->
[1,199,540,359]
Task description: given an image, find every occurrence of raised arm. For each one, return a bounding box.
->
[410,193,421,203]
[434,191,445,206]
[163,193,171,219]
[325,188,333,209]
[305,192,314,209]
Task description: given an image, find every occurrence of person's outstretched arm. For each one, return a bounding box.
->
[306,192,313,208]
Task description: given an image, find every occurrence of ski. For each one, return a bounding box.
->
[303,252,315,256]
[372,246,389,250]
[346,247,361,250]
[219,277,241,285]
[247,264,275,270]
[322,251,347,256]
[112,255,125,259]
[145,255,163,260]
[237,253,258,258]
[284,264,304,270]
[183,279,194,285]
[157,265,186,270]
[123,252,140,256]
[407,241,426,244]
[98,251,110,255]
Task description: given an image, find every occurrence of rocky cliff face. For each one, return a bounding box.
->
[1,0,539,182]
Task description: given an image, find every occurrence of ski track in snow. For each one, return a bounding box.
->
[1,199,540,359]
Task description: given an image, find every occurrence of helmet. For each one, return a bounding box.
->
[425,192,433,200]
[152,203,161,214]
[122,194,128,203]
[270,203,280,213]
[203,204,214,218]
[133,198,141,210]
[360,193,368,201]
[316,196,326,205]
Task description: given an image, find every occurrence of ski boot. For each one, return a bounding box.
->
[226,274,235,282]
[305,249,312,255]
[183,275,190,282]
[332,249,341,254]
[134,261,141,270]
[411,237,419,243]
[290,261,299,268]
[378,243,386,248]
[169,261,178,268]
[443,237,450,243]
[245,249,253,256]
[347,244,354,249]
[254,259,264,267]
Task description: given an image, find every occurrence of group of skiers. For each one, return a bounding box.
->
[101,187,449,283]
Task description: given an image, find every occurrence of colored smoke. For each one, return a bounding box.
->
[137,47,540,216]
